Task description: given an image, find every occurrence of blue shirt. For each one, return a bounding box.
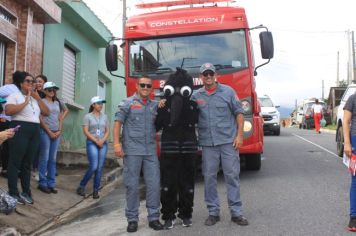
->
[191,83,244,146]
[115,94,158,155]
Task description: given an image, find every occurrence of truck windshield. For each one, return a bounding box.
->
[128,30,248,79]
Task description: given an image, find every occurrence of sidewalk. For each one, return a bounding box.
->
[0,149,122,235]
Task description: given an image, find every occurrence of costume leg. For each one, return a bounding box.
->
[160,154,179,220]
[177,153,196,220]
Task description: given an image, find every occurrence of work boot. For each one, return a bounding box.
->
[231,216,249,226]
[38,185,51,194]
[204,215,220,226]
[149,220,164,230]
[127,221,138,233]
[92,191,99,199]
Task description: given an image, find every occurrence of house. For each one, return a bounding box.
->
[0,0,61,84]
[43,0,126,150]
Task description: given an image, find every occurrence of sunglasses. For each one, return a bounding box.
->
[24,79,34,84]
[45,88,56,92]
[202,71,215,77]
[139,83,152,89]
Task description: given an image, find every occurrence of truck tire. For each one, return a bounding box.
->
[274,128,280,136]
[245,154,261,171]
[336,126,344,157]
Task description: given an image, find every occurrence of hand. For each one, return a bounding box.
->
[54,131,61,139]
[96,139,104,148]
[48,131,56,139]
[0,129,14,144]
[158,99,167,108]
[114,144,125,158]
[31,89,41,101]
[345,143,352,158]
[233,135,243,150]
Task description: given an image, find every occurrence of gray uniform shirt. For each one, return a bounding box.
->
[83,113,109,139]
[115,94,158,155]
[42,99,60,131]
[344,93,356,135]
[191,83,244,146]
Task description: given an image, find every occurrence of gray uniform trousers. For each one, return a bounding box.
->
[202,143,242,217]
[123,154,160,222]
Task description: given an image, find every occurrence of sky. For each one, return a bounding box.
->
[83,0,356,108]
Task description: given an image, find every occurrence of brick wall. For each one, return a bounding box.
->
[0,0,58,83]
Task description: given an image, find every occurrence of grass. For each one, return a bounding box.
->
[324,123,337,130]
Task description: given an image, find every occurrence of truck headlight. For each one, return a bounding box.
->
[244,121,252,132]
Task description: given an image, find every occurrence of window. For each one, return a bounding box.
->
[0,5,16,25]
[0,41,5,86]
[62,46,76,102]
[128,30,248,79]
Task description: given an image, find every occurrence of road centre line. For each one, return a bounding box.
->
[292,134,340,159]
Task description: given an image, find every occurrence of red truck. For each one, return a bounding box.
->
[106,0,274,170]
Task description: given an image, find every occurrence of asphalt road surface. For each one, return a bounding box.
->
[43,128,354,236]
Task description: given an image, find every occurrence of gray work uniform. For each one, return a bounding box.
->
[191,83,245,217]
[115,94,160,222]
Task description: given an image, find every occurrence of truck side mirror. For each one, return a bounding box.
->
[105,44,118,72]
[259,31,274,59]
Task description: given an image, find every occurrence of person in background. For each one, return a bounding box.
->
[76,96,109,199]
[37,82,62,194]
[113,77,163,233]
[191,63,248,227]
[312,99,323,134]
[5,71,49,205]
[343,93,356,231]
[35,75,47,99]
[0,72,21,177]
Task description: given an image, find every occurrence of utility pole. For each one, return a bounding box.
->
[353,31,356,83]
[336,51,339,86]
[322,80,324,100]
[347,30,354,85]
[122,0,127,39]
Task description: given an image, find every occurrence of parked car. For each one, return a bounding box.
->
[336,84,356,156]
[259,95,281,136]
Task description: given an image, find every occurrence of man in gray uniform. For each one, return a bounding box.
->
[113,77,164,233]
[191,63,249,226]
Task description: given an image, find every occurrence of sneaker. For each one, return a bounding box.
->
[127,221,138,233]
[49,187,58,194]
[20,192,34,204]
[38,185,51,194]
[182,218,192,227]
[76,186,85,197]
[349,217,356,231]
[92,191,99,199]
[10,194,25,205]
[204,215,220,226]
[163,219,175,229]
[231,216,249,226]
[148,220,164,231]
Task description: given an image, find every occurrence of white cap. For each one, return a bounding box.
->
[90,96,106,105]
[43,82,59,90]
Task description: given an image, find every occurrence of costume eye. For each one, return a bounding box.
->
[180,86,192,97]
[163,85,174,96]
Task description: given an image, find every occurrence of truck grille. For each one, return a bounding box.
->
[262,115,273,121]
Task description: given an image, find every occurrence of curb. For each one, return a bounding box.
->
[320,128,336,134]
[29,167,122,236]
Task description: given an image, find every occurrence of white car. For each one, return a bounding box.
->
[259,95,281,136]
[336,84,356,156]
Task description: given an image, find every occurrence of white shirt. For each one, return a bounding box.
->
[5,92,40,123]
[312,104,323,113]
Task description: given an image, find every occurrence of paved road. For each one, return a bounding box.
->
[43,128,353,236]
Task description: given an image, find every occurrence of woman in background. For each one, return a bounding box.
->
[76,96,109,199]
